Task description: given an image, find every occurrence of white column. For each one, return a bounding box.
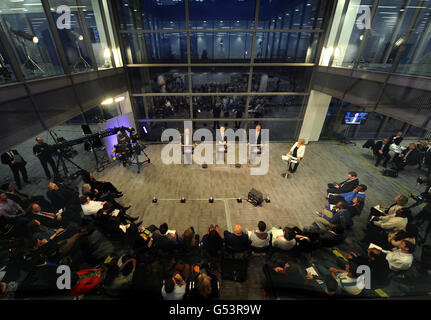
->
[299,90,332,143]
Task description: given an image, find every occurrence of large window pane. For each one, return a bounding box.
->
[189,0,255,30]
[49,0,93,72]
[358,0,421,72]
[258,0,325,30]
[252,67,312,92]
[250,121,297,141]
[139,121,187,141]
[135,96,190,119]
[122,32,187,64]
[254,32,318,62]
[0,42,16,84]
[118,0,186,30]
[355,112,385,139]
[248,95,305,118]
[0,0,63,79]
[395,6,431,77]
[191,67,250,93]
[380,117,406,139]
[193,95,247,120]
[190,32,252,62]
[331,0,374,69]
[129,67,188,93]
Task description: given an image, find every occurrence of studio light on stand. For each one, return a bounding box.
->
[10,27,44,73]
[71,30,91,71]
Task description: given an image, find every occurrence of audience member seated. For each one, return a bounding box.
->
[29,203,62,229]
[347,197,365,217]
[376,240,415,272]
[389,131,404,146]
[371,208,408,232]
[202,225,223,259]
[82,171,122,198]
[388,224,418,248]
[314,259,365,296]
[0,192,30,225]
[82,184,130,211]
[248,221,270,249]
[373,138,391,168]
[47,182,80,212]
[224,224,250,253]
[348,248,390,288]
[268,227,296,251]
[370,195,409,218]
[95,203,139,241]
[162,264,191,300]
[178,226,199,253]
[392,143,420,171]
[187,267,219,300]
[312,201,351,231]
[263,259,338,297]
[328,184,367,205]
[152,222,178,254]
[327,171,359,194]
[308,225,346,248]
[1,183,51,211]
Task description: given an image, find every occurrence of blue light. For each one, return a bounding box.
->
[143,126,148,134]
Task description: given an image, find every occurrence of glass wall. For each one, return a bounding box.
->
[0,0,63,79]
[116,0,327,141]
[0,0,118,80]
[0,42,16,84]
[321,0,431,77]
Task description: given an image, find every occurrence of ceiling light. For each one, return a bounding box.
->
[101,98,114,105]
[360,34,364,40]
[32,36,39,44]
[115,96,125,102]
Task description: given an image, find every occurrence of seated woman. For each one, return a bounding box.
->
[347,197,365,217]
[187,269,219,300]
[82,171,122,198]
[161,265,190,300]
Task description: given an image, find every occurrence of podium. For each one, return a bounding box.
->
[281,154,297,179]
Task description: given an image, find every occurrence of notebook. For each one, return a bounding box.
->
[306,266,318,277]
[368,243,383,251]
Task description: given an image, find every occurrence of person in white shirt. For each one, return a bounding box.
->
[80,196,106,216]
[286,138,306,173]
[381,240,415,271]
[377,195,409,217]
[269,227,296,251]
[161,273,187,300]
[372,209,408,232]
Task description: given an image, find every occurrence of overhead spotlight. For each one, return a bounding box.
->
[115,96,125,103]
[32,36,39,44]
[202,163,208,169]
[181,197,186,203]
[101,98,114,105]
[237,197,242,203]
[152,197,157,203]
[209,197,214,203]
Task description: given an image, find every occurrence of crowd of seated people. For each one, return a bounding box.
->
[363,133,430,174]
[1,166,431,300]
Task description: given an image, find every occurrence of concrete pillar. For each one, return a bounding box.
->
[298,90,332,143]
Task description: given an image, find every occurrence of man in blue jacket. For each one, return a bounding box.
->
[329,185,367,205]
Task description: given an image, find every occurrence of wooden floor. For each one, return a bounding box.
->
[4,126,431,299]
[2,128,427,239]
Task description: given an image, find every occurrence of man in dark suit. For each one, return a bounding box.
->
[152,222,178,252]
[393,143,420,171]
[389,131,404,146]
[1,148,29,189]
[224,224,250,252]
[1,183,52,211]
[33,137,58,179]
[327,171,359,194]
[47,182,80,212]
[373,138,391,167]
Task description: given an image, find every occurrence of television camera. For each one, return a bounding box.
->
[111,126,150,173]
